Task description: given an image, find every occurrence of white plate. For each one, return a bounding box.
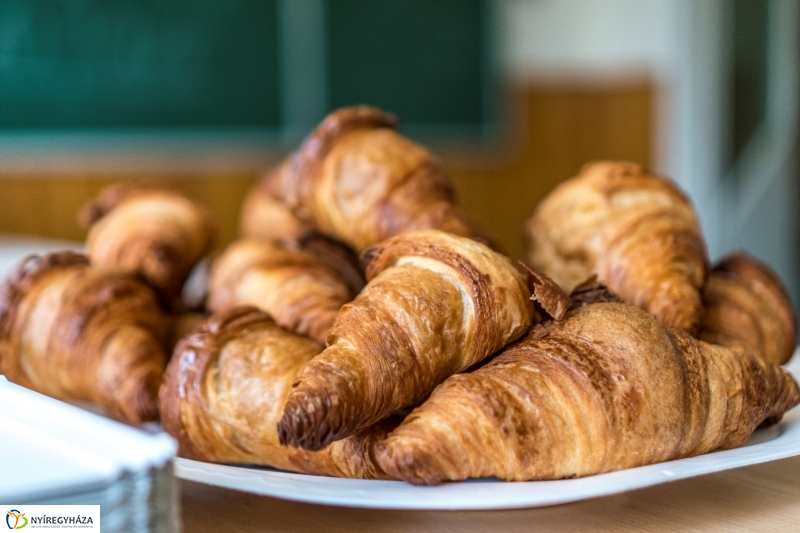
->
[175,352,800,510]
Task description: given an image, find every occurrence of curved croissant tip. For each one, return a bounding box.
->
[117,370,162,424]
[374,438,446,486]
[277,389,341,451]
[715,251,793,304]
[779,371,800,412]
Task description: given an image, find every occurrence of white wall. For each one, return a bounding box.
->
[498,0,678,82]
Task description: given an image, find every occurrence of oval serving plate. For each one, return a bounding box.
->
[175,353,800,511]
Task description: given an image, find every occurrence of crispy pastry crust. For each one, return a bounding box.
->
[568,276,624,308]
[0,251,167,423]
[278,230,536,451]
[518,262,571,321]
[159,306,392,479]
[700,252,797,365]
[376,302,800,485]
[526,161,708,332]
[81,183,215,301]
[207,238,362,345]
[259,106,473,251]
[289,232,365,295]
[239,180,309,241]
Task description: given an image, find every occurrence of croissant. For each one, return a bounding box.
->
[259,106,473,251]
[0,252,167,423]
[700,252,796,365]
[207,236,363,345]
[526,161,708,332]
[80,183,215,302]
[376,298,800,485]
[240,181,309,241]
[291,232,366,295]
[159,306,392,479]
[278,230,543,451]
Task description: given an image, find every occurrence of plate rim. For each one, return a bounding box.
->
[174,407,800,510]
[175,354,800,510]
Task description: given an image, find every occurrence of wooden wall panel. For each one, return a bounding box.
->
[448,82,653,259]
[0,175,255,249]
[0,82,653,260]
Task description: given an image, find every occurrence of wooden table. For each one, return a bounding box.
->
[181,455,800,532]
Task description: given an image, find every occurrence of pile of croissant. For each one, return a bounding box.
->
[1,106,797,486]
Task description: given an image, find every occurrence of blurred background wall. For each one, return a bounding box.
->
[0,0,797,308]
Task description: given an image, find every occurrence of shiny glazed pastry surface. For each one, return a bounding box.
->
[159,306,392,479]
[278,230,535,451]
[526,161,708,332]
[259,106,473,251]
[207,237,362,345]
[700,252,797,365]
[81,183,215,301]
[376,300,800,485]
[0,251,167,423]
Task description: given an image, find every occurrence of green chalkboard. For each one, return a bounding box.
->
[326,0,491,135]
[732,0,769,160]
[0,0,495,142]
[0,0,280,129]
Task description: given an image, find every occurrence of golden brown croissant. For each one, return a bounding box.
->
[278,230,539,451]
[159,306,392,479]
[376,299,800,485]
[0,251,167,423]
[526,161,708,332]
[700,252,796,365]
[258,106,473,251]
[207,236,363,345]
[240,181,309,241]
[80,183,215,301]
[292,232,366,293]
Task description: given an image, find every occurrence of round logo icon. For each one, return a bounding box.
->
[5,510,27,530]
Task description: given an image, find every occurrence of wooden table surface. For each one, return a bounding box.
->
[181,455,800,532]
